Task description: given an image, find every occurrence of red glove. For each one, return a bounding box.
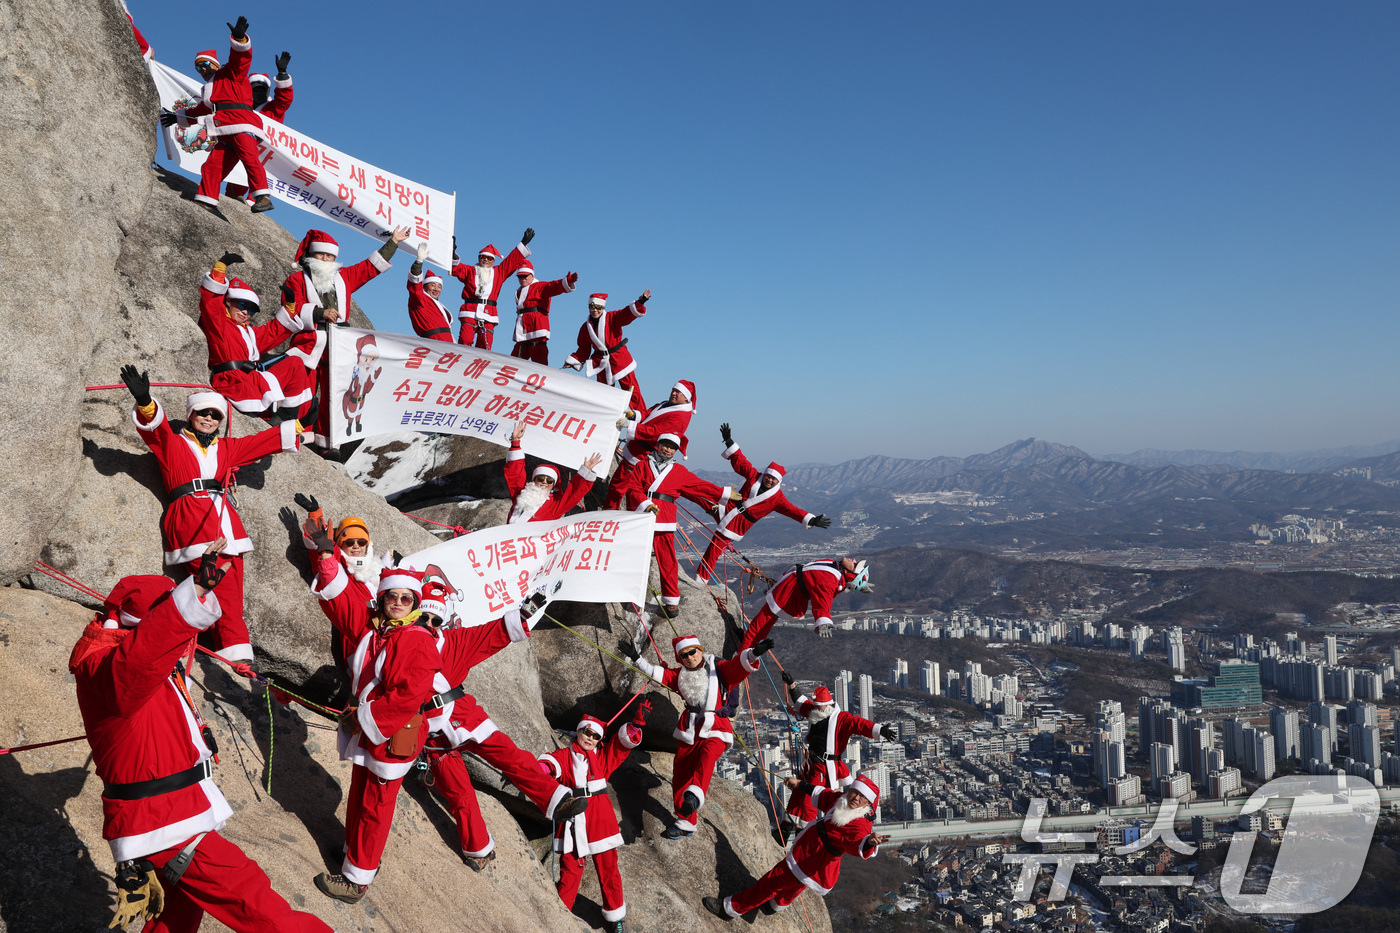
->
[631,697,653,727]
[566,271,578,287]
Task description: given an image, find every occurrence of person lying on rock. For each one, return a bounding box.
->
[703,773,889,922]
[123,366,302,664]
[621,633,773,838]
[738,556,872,652]
[537,704,650,933]
[504,421,603,524]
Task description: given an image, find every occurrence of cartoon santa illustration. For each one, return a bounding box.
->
[342,334,381,436]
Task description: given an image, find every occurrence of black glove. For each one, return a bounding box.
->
[619,639,641,661]
[227,16,248,40]
[390,549,404,566]
[281,283,295,306]
[880,724,898,741]
[781,670,794,687]
[194,552,226,590]
[274,51,290,76]
[452,234,458,259]
[217,251,244,267]
[720,423,733,447]
[159,108,178,127]
[812,514,832,529]
[522,227,535,246]
[302,516,333,552]
[752,638,775,657]
[120,364,151,407]
[293,492,319,512]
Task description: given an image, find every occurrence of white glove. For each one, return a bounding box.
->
[416,241,429,263]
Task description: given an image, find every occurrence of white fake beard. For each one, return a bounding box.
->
[829,795,871,827]
[474,264,493,298]
[808,705,837,723]
[510,482,551,522]
[345,545,383,586]
[304,257,342,294]
[677,663,710,709]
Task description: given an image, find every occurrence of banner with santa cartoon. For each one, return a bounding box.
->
[147,58,454,267]
[403,511,656,625]
[327,326,630,465]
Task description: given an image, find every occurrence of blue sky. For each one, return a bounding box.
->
[134,2,1399,469]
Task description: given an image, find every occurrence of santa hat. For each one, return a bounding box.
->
[515,261,535,278]
[588,293,608,307]
[249,72,271,86]
[849,773,880,809]
[355,334,378,354]
[194,49,220,69]
[575,715,606,739]
[423,269,442,287]
[185,391,229,420]
[844,559,872,593]
[294,229,340,262]
[810,686,835,707]
[226,277,259,308]
[335,516,369,543]
[103,575,176,628]
[764,462,786,484]
[532,464,560,483]
[419,580,449,618]
[478,244,501,262]
[656,433,682,449]
[672,634,702,660]
[673,380,696,407]
[376,566,424,598]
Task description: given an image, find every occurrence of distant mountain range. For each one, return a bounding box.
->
[1100,440,1400,473]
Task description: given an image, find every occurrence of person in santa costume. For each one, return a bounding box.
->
[405,241,454,343]
[622,634,774,838]
[703,773,889,921]
[198,251,320,425]
[503,421,603,524]
[122,366,303,664]
[694,422,832,585]
[223,51,293,202]
[158,16,275,214]
[511,261,578,365]
[537,705,650,933]
[562,290,651,412]
[71,555,332,933]
[308,560,441,903]
[617,432,738,618]
[450,229,534,348]
[738,557,871,652]
[119,0,152,61]
[603,380,697,510]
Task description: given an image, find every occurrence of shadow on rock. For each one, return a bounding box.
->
[81,436,166,499]
[609,750,669,844]
[706,814,761,894]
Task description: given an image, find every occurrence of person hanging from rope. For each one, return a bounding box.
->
[776,674,895,842]
[511,261,578,365]
[504,421,603,524]
[703,773,889,922]
[123,365,303,663]
[738,557,872,653]
[451,230,534,349]
[694,422,832,586]
[562,290,651,412]
[198,251,320,426]
[603,380,697,510]
[537,704,651,933]
[72,548,332,932]
[408,580,591,871]
[620,633,774,838]
[405,241,455,343]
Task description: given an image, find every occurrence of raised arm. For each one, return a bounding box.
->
[109,565,223,717]
[504,422,528,497]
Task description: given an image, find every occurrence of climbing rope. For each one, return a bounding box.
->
[404,513,468,537]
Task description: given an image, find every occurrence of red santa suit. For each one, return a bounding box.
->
[740,559,858,652]
[179,40,271,208]
[603,380,697,509]
[635,636,762,832]
[405,266,454,343]
[696,450,817,584]
[537,715,642,924]
[312,559,440,886]
[511,266,577,365]
[503,439,599,524]
[722,775,883,917]
[199,263,314,413]
[786,688,878,825]
[120,1,152,61]
[281,230,394,372]
[451,241,531,348]
[134,394,302,662]
[71,575,330,933]
[224,71,293,201]
[564,293,648,412]
[620,442,729,613]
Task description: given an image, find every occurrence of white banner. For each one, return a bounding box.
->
[405,511,656,624]
[327,326,630,464]
[147,58,455,267]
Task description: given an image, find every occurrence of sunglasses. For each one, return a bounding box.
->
[382,592,416,605]
[680,647,703,658]
[192,409,224,422]
[534,477,556,486]
[421,613,443,627]
[339,538,369,548]
[229,299,259,312]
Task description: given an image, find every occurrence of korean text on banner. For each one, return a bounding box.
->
[403,511,656,624]
[328,327,629,466]
[146,57,454,267]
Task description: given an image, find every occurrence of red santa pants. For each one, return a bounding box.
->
[603,461,632,510]
[671,736,726,831]
[458,319,496,349]
[614,373,645,413]
[557,847,626,921]
[427,749,493,857]
[140,830,332,933]
[739,605,780,653]
[184,553,250,662]
[511,340,548,366]
[195,134,270,207]
[342,764,405,885]
[654,531,681,609]
[212,359,312,414]
[725,861,806,917]
[695,533,736,584]
[464,730,569,817]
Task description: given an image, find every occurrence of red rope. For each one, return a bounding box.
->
[32,562,107,602]
[405,513,467,536]
[85,382,212,391]
[0,735,87,756]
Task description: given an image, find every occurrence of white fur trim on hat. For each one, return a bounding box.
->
[672,381,692,401]
[656,433,681,447]
[185,391,229,418]
[419,594,447,616]
[423,270,442,285]
[226,284,259,306]
[576,717,605,737]
[851,774,879,804]
[308,239,339,258]
[376,569,423,596]
[532,464,560,482]
[672,635,702,659]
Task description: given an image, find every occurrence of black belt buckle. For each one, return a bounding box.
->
[425,693,447,711]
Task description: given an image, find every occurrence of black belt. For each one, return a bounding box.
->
[521,307,549,315]
[423,327,452,338]
[815,819,845,857]
[211,101,255,112]
[170,478,225,499]
[104,759,213,801]
[463,297,497,306]
[422,684,468,712]
[734,503,758,523]
[210,360,259,375]
[606,337,628,355]
[652,493,677,504]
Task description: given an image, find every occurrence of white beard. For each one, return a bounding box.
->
[304,257,342,295]
[345,545,383,586]
[807,705,837,724]
[677,663,711,709]
[510,482,552,523]
[475,264,494,298]
[829,795,871,827]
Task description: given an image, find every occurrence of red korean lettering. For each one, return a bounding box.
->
[292,165,317,186]
[413,190,426,206]
[517,537,538,561]
[336,185,356,207]
[483,394,509,415]
[374,175,393,198]
[492,365,519,387]
[462,358,490,380]
[498,539,518,565]
[484,580,509,613]
[560,416,585,439]
[435,385,463,406]
[503,400,530,420]
[375,202,392,224]
[455,388,481,409]
[576,547,593,570]
[414,216,430,240]
[523,405,546,427]
[542,410,566,433]
[599,520,620,543]
[394,182,411,206]
[410,381,432,402]
[392,379,412,402]
[405,346,431,370]
[522,372,547,395]
[321,154,340,176]
[559,549,574,571]
[348,164,367,188]
[465,548,483,574]
[433,351,462,373]
[580,520,602,542]
[517,569,532,597]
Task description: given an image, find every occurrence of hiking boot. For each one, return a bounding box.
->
[462,850,496,872]
[606,921,626,933]
[760,899,780,914]
[678,793,700,818]
[702,896,731,921]
[661,823,694,839]
[554,792,590,822]
[250,194,275,213]
[314,872,367,903]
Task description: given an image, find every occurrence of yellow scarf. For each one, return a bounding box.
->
[376,608,422,630]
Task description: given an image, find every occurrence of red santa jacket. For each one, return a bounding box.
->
[134,401,301,564]
[405,267,454,342]
[764,560,850,630]
[281,251,393,369]
[422,611,533,748]
[199,266,313,408]
[621,397,694,463]
[513,275,576,344]
[635,649,762,746]
[712,444,816,542]
[783,787,882,895]
[179,35,266,141]
[538,726,640,856]
[564,300,645,384]
[71,577,229,863]
[313,556,442,780]
[450,242,530,327]
[622,456,727,534]
[256,75,293,124]
[503,440,598,524]
[794,700,877,790]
